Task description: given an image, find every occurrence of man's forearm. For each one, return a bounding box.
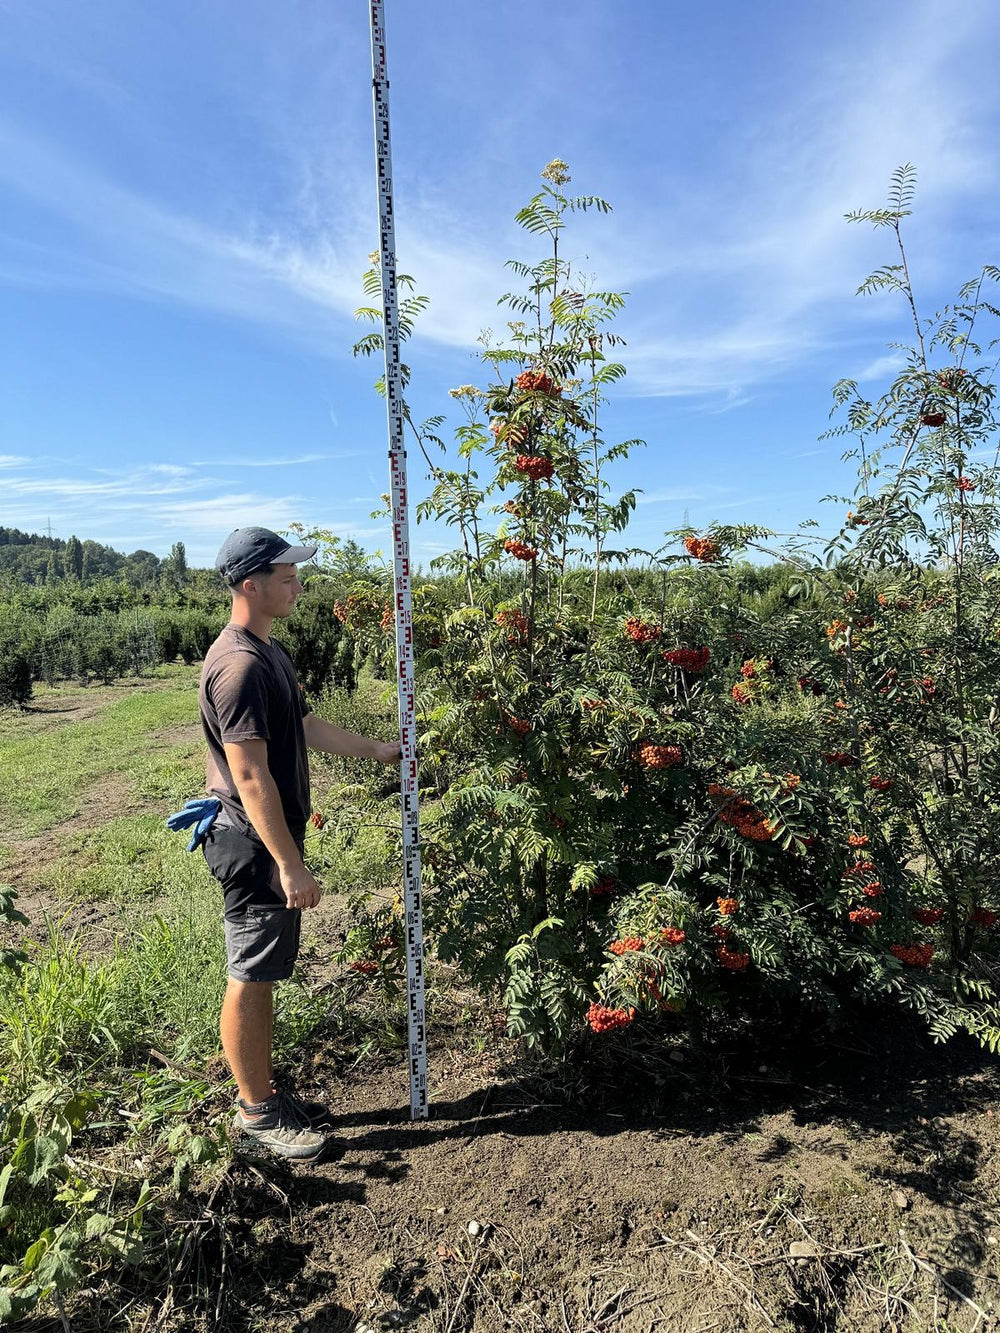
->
[302,712,385,760]
[234,771,304,872]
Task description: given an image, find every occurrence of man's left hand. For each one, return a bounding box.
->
[373,740,403,765]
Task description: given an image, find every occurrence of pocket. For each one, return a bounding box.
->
[249,853,286,909]
[203,825,258,890]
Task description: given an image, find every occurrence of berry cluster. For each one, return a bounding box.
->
[662,645,710,671]
[956,475,976,492]
[716,945,750,971]
[913,907,944,926]
[847,833,869,848]
[610,936,644,956]
[586,1002,635,1033]
[495,608,529,642]
[515,453,555,481]
[580,697,607,712]
[374,936,397,951]
[921,411,946,427]
[861,882,883,898]
[634,743,683,770]
[823,751,858,768]
[350,960,379,975]
[797,674,825,695]
[846,511,871,527]
[869,775,893,792]
[731,683,751,705]
[503,538,538,562]
[972,907,998,928]
[684,535,721,562]
[849,907,881,926]
[504,499,522,516]
[516,369,561,395]
[333,591,382,628]
[844,860,877,878]
[708,783,775,841]
[717,897,739,916]
[506,715,531,736]
[380,604,394,632]
[938,367,966,391]
[891,943,933,968]
[309,812,325,830]
[660,926,686,946]
[624,616,661,643]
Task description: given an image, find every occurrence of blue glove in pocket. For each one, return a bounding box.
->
[166,797,222,851]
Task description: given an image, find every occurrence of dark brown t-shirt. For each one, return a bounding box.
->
[199,624,310,841]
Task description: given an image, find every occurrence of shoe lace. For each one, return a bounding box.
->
[272,1087,312,1132]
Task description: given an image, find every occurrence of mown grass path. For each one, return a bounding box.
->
[0,666,203,851]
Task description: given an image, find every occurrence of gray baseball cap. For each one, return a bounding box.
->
[215,526,318,584]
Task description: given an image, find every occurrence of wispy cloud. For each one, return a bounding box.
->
[855,352,908,383]
[189,452,361,468]
[0,1,995,408]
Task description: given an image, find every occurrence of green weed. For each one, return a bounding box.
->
[0,928,137,1092]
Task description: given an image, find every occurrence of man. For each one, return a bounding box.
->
[199,526,400,1163]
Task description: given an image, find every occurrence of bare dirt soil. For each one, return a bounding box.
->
[51,987,998,1333]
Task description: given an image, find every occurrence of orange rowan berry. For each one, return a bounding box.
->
[610,937,643,956]
[716,945,750,971]
[624,616,661,643]
[849,907,881,926]
[913,907,944,926]
[662,645,710,670]
[586,1002,634,1032]
[890,942,933,967]
[684,535,721,562]
[634,743,683,770]
[503,538,538,562]
[515,453,555,481]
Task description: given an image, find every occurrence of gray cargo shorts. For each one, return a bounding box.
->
[202,821,303,983]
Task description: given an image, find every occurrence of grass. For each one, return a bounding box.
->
[0,666,202,839]
[39,814,212,904]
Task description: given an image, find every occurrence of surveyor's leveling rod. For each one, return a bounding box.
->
[369,0,428,1120]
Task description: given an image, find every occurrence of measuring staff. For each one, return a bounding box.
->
[369,0,429,1121]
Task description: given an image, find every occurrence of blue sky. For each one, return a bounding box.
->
[1,0,998,568]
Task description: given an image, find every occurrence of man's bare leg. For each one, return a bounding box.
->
[220,978,274,1110]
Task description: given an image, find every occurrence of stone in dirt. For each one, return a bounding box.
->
[892,1189,910,1210]
[789,1240,823,1259]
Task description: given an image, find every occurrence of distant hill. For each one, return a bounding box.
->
[0,527,174,587]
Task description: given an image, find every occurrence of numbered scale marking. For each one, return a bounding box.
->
[369,0,428,1120]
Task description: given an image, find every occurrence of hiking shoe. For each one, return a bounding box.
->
[232,1090,332,1163]
[270,1071,334,1130]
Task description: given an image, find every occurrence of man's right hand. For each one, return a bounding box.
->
[278,864,322,910]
